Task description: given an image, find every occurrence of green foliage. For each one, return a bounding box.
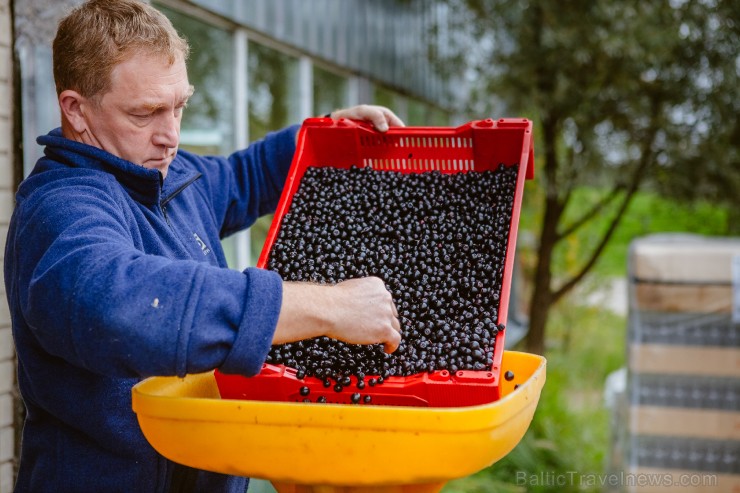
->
[524,186,731,278]
[585,191,730,277]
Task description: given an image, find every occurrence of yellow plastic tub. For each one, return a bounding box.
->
[132,351,546,493]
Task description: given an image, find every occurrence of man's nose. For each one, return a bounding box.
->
[153,112,180,148]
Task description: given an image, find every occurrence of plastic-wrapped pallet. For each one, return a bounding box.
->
[624,234,740,493]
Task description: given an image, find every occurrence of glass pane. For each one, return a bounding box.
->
[406,98,427,126]
[427,106,450,126]
[313,66,348,116]
[248,42,301,262]
[248,41,301,141]
[373,85,396,110]
[157,5,235,156]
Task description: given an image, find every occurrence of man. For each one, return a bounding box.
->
[5,1,404,491]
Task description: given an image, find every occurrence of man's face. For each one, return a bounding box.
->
[81,52,193,178]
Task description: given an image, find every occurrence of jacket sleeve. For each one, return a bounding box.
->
[14,177,281,379]
[182,125,300,238]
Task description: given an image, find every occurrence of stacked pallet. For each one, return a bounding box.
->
[624,234,740,493]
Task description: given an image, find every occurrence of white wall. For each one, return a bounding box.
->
[0,0,15,490]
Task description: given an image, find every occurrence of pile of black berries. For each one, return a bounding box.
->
[265,164,518,384]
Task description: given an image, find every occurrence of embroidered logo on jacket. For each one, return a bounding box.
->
[192,233,211,255]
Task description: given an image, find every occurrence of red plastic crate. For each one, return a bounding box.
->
[215,117,534,407]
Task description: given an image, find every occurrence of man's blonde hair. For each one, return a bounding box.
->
[53,0,190,98]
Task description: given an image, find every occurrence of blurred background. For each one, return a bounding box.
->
[2,0,738,492]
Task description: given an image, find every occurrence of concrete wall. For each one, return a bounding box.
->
[0,0,14,490]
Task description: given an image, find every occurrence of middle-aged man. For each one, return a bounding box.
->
[4,1,404,491]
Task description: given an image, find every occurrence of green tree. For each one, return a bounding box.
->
[649,1,740,231]
[436,0,738,354]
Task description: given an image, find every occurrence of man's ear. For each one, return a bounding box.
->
[59,90,89,133]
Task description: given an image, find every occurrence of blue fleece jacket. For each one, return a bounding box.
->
[4,125,298,492]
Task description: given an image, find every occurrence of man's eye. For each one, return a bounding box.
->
[133,113,153,120]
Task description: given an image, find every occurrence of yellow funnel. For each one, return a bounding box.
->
[132,351,546,493]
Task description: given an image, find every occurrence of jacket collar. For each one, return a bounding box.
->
[36,128,200,206]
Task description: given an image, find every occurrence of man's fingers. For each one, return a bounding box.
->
[329,105,405,132]
[383,329,402,354]
[382,107,405,128]
[372,114,390,132]
[390,313,401,333]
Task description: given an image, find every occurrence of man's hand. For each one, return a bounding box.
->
[327,104,405,132]
[274,277,402,353]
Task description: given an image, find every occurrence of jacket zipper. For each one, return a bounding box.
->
[159,173,202,227]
